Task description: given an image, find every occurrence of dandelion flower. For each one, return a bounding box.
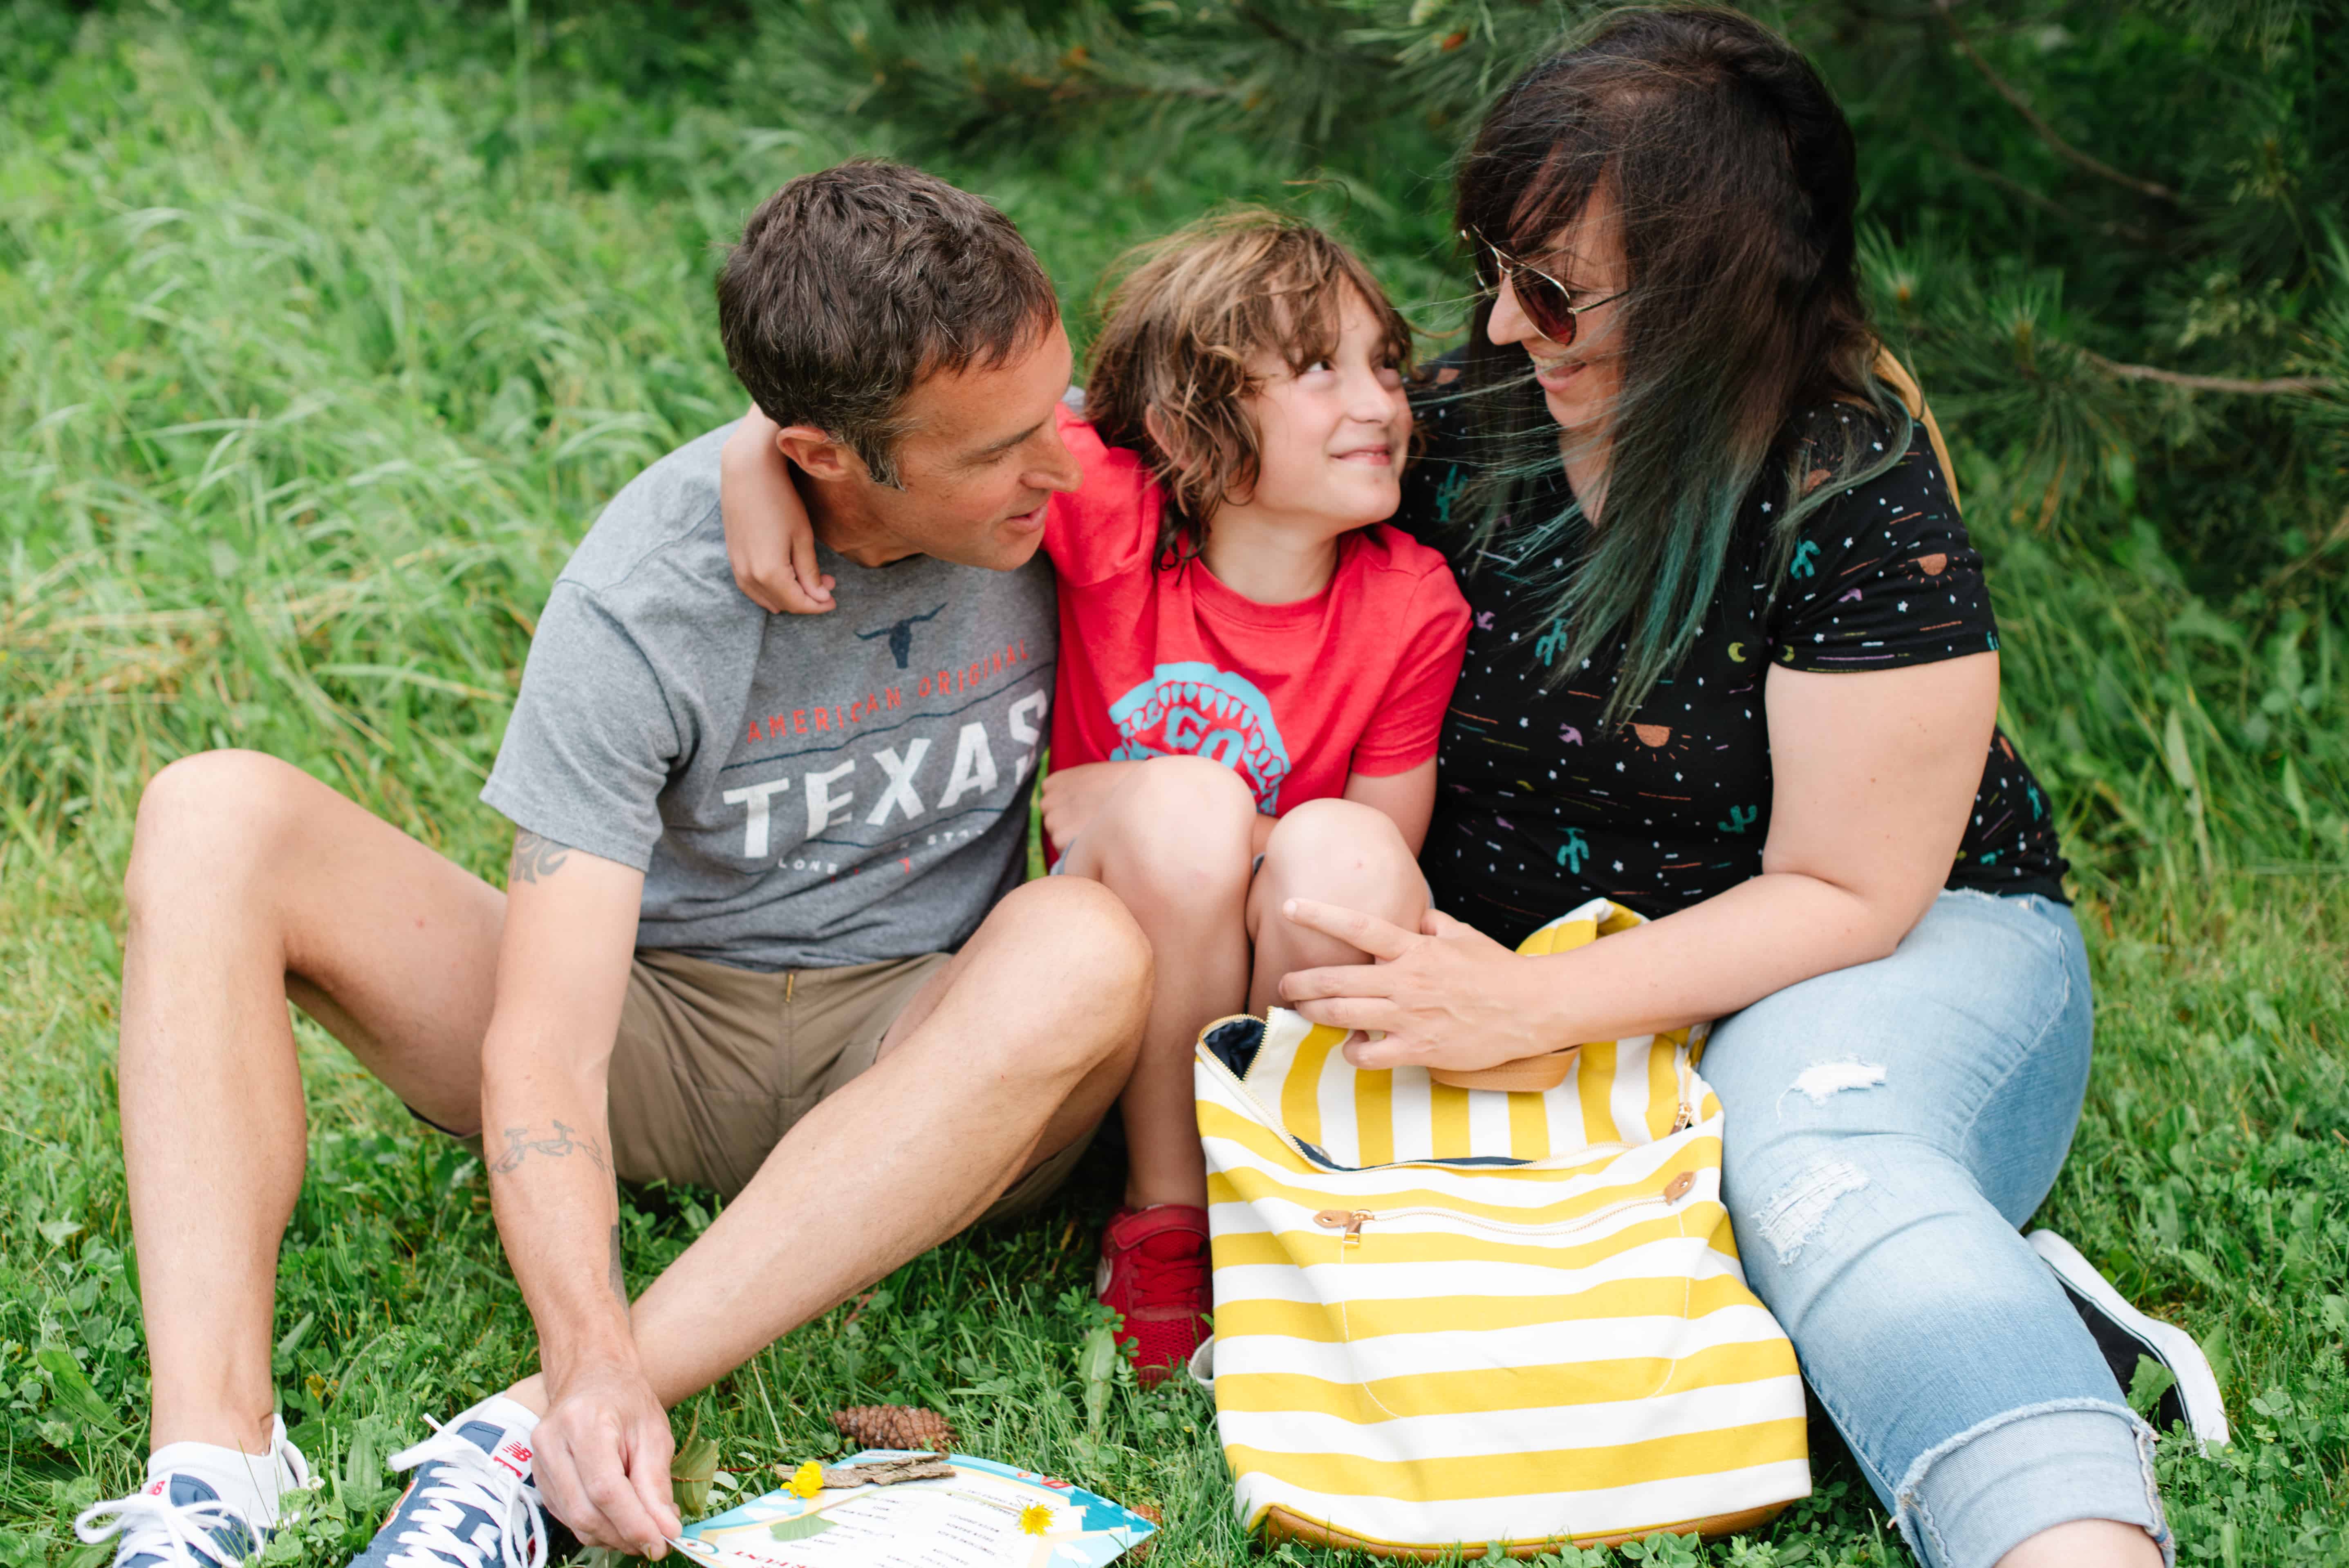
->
[787,1461,825,1499]
[1018,1503,1055,1536]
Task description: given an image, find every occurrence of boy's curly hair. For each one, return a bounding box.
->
[1083,210,1416,569]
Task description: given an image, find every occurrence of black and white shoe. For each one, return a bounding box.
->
[350,1402,548,1568]
[75,1417,314,1568]
[2029,1228,2230,1447]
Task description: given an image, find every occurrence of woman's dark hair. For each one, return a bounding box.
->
[1449,5,1912,725]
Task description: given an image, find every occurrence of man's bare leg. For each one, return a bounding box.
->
[502,875,1151,1413]
[123,748,1150,1545]
[1246,798,1426,1015]
[119,750,509,1456]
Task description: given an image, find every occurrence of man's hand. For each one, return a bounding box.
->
[721,405,835,615]
[529,1357,681,1555]
[1276,901,1563,1072]
[1038,760,1140,853]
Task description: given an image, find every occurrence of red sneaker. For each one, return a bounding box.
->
[1096,1203,1212,1386]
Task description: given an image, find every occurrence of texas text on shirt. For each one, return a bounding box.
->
[482,422,1058,972]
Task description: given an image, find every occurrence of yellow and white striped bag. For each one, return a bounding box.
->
[1190,898,1810,1555]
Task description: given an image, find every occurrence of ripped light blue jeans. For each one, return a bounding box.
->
[1702,889,2169,1568]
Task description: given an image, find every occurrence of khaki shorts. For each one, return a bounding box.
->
[439,949,1096,1217]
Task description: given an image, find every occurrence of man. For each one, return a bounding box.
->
[72,161,1152,1568]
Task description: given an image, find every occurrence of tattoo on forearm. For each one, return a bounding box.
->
[510,829,572,885]
[608,1222,627,1304]
[488,1120,611,1176]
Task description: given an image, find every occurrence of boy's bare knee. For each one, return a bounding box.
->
[1089,758,1255,902]
[126,750,311,911]
[1251,801,1424,960]
[1260,798,1414,888]
[1264,797,1402,852]
[1125,755,1257,819]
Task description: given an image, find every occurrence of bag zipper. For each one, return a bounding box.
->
[1197,1027,1701,1172]
[1310,1170,1696,1248]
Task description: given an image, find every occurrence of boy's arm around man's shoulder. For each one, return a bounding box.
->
[720,405,836,616]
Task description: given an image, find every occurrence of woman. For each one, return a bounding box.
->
[1276,10,2179,1567]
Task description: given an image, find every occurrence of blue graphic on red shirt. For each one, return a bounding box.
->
[1105,661,1292,811]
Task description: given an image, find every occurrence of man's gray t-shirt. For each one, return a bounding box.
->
[482,424,1056,972]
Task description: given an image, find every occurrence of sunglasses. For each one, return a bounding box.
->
[1461,228,1629,347]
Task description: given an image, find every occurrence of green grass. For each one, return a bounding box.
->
[3,3,2346,1564]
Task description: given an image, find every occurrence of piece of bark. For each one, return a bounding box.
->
[788,1454,955,1489]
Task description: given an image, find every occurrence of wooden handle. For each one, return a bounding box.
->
[1426,1046,1580,1093]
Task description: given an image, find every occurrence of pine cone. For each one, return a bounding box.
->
[830,1404,957,1453]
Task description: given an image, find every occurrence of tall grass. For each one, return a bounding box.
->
[3,3,2344,1564]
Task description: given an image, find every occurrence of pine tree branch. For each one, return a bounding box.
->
[1931,0,2181,206]
[2076,348,2327,396]
[1919,126,2154,243]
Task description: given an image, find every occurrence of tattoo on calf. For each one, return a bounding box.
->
[510,829,572,885]
[489,1120,611,1176]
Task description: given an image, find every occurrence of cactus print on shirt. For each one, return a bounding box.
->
[1394,364,2069,947]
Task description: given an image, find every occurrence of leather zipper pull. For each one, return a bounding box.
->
[1663,1171,1695,1203]
[1315,1209,1373,1244]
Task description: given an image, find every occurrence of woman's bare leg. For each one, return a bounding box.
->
[1997,1521,2164,1568]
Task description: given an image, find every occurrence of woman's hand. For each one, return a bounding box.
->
[720,405,836,614]
[1038,761,1140,853]
[1277,901,1567,1072]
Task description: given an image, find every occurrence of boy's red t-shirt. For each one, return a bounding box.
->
[1045,405,1470,856]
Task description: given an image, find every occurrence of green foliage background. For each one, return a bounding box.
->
[2,0,2345,1562]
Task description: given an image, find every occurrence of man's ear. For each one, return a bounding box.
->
[773,424,863,484]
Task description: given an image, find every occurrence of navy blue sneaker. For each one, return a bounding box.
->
[2031,1228,2231,1448]
[351,1402,547,1568]
[77,1420,313,1568]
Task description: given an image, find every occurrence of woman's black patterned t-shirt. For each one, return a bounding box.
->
[1394,368,2069,948]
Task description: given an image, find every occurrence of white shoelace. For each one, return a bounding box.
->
[381,1422,547,1568]
[75,1491,257,1568]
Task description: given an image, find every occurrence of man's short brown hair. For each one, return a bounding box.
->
[716,160,1059,488]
